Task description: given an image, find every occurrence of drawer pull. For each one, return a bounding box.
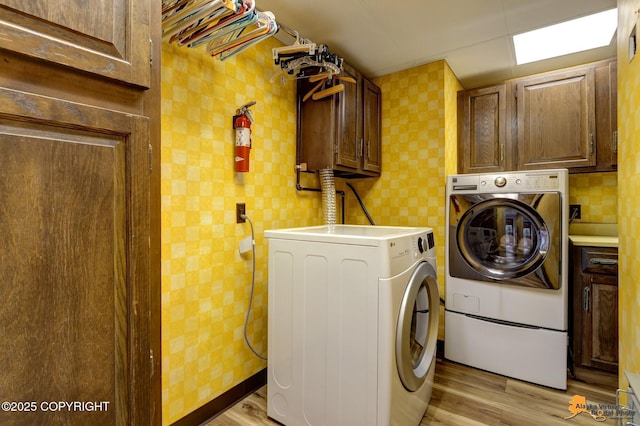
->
[589,258,618,266]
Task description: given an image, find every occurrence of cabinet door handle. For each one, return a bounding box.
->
[583,287,590,312]
[612,131,618,154]
[589,258,618,266]
[500,144,504,162]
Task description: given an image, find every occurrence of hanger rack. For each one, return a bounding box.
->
[266,16,350,100]
[162,0,349,99]
[162,0,278,60]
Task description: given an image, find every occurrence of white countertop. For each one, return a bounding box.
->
[568,235,619,248]
[569,223,619,248]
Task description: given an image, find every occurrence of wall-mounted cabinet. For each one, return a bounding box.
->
[516,66,596,170]
[457,58,617,174]
[297,63,381,178]
[457,84,513,173]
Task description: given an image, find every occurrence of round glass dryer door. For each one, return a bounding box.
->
[456,197,550,281]
[396,261,439,392]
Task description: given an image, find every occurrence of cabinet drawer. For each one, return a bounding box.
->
[581,247,618,274]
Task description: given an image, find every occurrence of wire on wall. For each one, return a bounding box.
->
[346,182,375,226]
[240,213,267,360]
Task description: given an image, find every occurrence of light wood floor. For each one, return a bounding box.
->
[206,359,619,425]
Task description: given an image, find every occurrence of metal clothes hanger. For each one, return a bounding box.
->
[209,11,278,59]
[182,0,257,48]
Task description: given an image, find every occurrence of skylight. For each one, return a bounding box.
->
[513,8,618,65]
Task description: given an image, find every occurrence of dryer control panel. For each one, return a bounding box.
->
[449,169,567,193]
[387,229,436,277]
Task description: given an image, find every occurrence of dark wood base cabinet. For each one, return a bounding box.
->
[569,244,618,388]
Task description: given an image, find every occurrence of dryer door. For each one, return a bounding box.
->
[396,261,439,392]
[449,192,562,289]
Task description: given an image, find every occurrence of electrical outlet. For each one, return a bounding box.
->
[236,203,246,223]
[569,204,581,220]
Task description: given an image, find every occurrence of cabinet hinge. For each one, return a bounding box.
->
[148,143,153,172]
[612,130,618,154]
[149,39,153,66]
[589,133,594,155]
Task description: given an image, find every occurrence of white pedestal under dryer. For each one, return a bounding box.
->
[265,225,439,426]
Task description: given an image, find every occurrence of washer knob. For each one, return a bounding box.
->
[417,237,425,253]
[495,176,507,187]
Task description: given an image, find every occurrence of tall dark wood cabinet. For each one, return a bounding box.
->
[297,63,381,178]
[570,245,618,388]
[0,1,161,425]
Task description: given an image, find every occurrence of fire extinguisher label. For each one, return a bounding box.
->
[235,128,251,147]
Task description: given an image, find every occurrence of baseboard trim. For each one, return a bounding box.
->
[170,368,267,426]
[437,338,444,359]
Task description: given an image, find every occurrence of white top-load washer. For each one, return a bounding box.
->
[265,225,439,426]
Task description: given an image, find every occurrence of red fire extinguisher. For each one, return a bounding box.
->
[233,101,256,172]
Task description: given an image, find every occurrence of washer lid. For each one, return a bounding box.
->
[265,225,431,245]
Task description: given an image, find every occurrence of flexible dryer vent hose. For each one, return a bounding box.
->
[319,168,337,224]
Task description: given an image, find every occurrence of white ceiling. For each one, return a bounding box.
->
[258,0,618,88]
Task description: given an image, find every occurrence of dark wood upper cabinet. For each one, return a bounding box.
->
[457,84,511,173]
[297,63,381,178]
[457,58,617,174]
[516,66,596,170]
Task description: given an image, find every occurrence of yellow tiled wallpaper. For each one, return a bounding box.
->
[568,172,618,223]
[160,23,633,422]
[346,60,462,338]
[161,38,322,424]
[617,0,640,390]
[161,40,461,422]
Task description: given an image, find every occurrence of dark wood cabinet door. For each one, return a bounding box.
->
[457,84,508,173]
[0,0,150,87]
[0,0,160,424]
[335,63,362,171]
[362,78,381,174]
[0,88,153,425]
[584,274,618,371]
[516,68,596,170]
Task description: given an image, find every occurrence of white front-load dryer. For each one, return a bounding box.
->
[265,225,439,426]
